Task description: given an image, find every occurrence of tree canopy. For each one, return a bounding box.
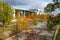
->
[44,2,60,14]
[44,3,55,13]
[0,1,14,26]
[54,2,60,9]
[44,2,60,31]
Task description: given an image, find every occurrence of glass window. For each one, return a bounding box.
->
[25,11,29,16]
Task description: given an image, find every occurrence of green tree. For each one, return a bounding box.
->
[54,2,60,9]
[44,3,55,14]
[44,3,55,31]
[0,1,14,30]
[44,0,60,32]
[44,2,60,14]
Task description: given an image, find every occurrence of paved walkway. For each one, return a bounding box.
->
[5,22,56,40]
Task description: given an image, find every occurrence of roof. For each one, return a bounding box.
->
[14,8,36,13]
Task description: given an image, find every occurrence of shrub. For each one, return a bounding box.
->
[29,19,33,22]
[47,21,54,31]
[25,25,32,30]
[32,19,38,25]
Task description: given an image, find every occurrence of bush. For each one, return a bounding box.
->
[24,25,32,30]
[47,21,54,31]
[32,19,38,25]
[29,19,33,22]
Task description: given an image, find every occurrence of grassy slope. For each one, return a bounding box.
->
[56,26,60,40]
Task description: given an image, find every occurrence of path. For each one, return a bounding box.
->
[5,22,56,40]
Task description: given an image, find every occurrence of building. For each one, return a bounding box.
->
[29,9,38,12]
[14,9,37,19]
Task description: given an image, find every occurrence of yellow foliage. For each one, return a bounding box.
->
[25,26,32,30]
[15,16,32,32]
[38,14,49,21]
[18,25,32,32]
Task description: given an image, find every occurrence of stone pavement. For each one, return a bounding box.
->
[5,22,56,40]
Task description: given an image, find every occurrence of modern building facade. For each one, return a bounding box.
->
[14,9,37,19]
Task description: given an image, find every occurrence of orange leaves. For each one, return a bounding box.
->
[16,16,32,32]
[29,13,37,19]
[51,15,56,19]
[15,12,38,32]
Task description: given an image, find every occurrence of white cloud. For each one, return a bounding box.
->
[4,0,51,10]
[52,9,60,15]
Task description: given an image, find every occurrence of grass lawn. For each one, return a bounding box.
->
[56,32,60,40]
[56,26,60,40]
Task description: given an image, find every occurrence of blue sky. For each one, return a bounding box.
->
[3,0,52,10]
